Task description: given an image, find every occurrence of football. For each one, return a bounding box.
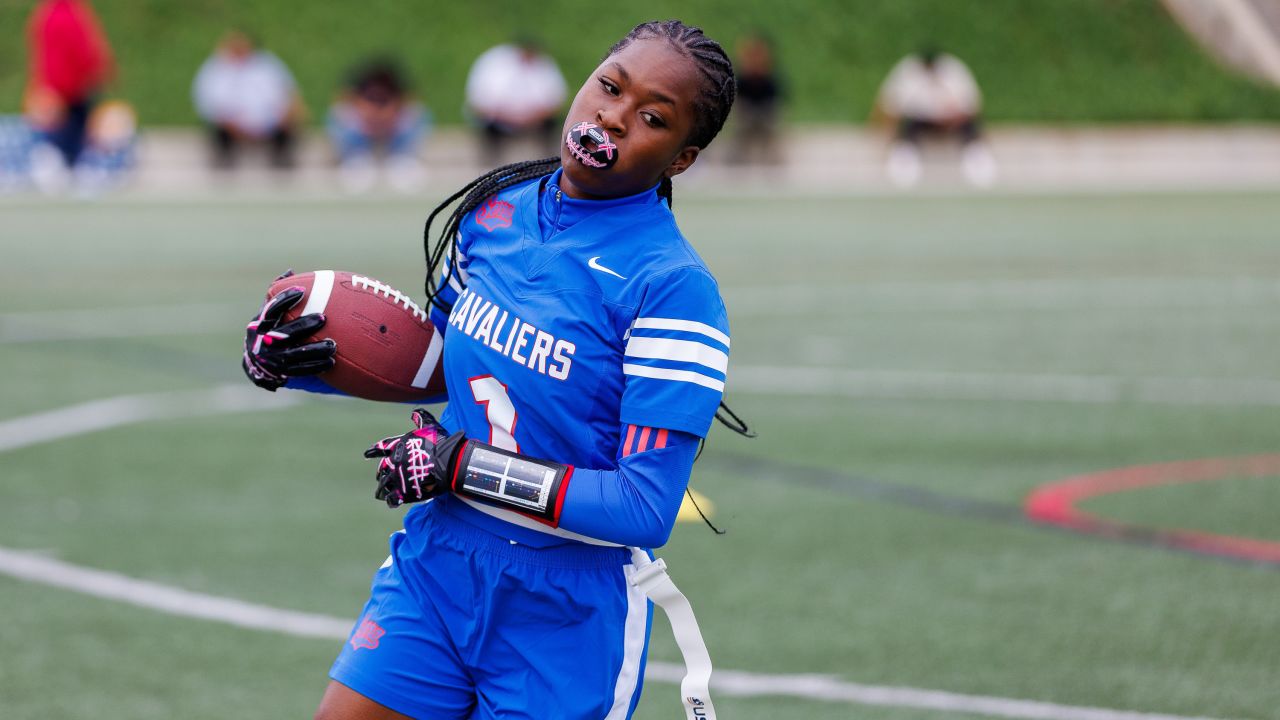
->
[266,270,446,402]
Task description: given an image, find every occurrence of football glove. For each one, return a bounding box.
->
[364,408,466,508]
[242,270,336,391]
[364,409,573,524]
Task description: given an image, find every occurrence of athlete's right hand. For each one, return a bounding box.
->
[242,271,336,391]
[364,409,461,508]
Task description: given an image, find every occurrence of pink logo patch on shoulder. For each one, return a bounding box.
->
[476,198,515,231]
[350,618,386,651]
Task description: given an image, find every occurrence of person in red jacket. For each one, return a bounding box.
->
[24,0,115,168]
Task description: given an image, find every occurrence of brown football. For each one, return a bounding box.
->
[266,270,445,402]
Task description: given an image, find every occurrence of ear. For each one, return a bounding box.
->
[664,146,700,178]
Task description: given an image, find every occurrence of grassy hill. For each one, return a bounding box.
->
[3,0,1280,125]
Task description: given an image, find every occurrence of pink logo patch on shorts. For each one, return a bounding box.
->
[350,618,386,651]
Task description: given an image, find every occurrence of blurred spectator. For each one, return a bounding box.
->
[730,33,783,165]
[192,31,303,169]
[327,58,431,194]
[874,46,996,187]
[74,99,138,193]
[0,116,37,194]
[2,101,136,197]
[23,0,114,186]
[465,38,566,167]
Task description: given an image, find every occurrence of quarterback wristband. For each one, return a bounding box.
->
[449,440,574,525]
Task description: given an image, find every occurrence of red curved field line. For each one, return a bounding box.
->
[1024,454,1280,564]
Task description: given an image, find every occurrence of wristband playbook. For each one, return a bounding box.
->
[450,440,574,525]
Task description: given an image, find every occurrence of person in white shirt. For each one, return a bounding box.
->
[874,46,996,187]
[464,38,566,166]
[192,30,303,169]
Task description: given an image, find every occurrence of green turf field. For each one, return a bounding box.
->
[2,189,1279,719]
[1082,475,1280,543]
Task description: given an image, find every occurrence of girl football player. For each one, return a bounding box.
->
[245,20,736,720]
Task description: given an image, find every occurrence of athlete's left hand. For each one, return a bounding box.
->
[242,271,336,391]
[363,409,466,508]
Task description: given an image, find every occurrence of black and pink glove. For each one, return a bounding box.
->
[364,409,466,508]
[364,409,573,524]
[242,271,336,391]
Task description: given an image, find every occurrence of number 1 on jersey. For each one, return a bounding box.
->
[469,375,519,452]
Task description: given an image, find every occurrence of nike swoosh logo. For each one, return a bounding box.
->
[588,256,627,280]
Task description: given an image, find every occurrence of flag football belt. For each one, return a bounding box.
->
[459,500,721,717]
[629,547,718,719]
[451,454,719,718]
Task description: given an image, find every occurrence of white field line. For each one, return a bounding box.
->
[5,276,1279,343]
[2,176,1278,205]
[0,548,1228,717]
[649,663,1228,720]
[725,277,1280,316]
[729,366,1280,407]
[0,547,351,639]
[0,384,302,453]
[0,547,1232,720]
[0,303,247,343]
[0,391,1239,719]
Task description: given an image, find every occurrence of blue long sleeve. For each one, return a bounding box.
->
[282,375,347,396]
[557,430,700,548]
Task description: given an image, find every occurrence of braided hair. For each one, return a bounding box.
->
[420,22,751,465]
[422,20,735,312]
[421,157,559,312]
[607,20,736,151]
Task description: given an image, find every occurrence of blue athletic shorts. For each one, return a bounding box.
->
[329,500,653,719]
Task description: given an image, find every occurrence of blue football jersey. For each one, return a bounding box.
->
[427,168,729,546]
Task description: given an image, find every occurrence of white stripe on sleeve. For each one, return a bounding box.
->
[622,363,725,392]
[441,249,469,293]
[631,317,730,348]
[625,336,729,373]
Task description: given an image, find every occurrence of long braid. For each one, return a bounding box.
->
[423,157,560,312]
[421,23,746,539]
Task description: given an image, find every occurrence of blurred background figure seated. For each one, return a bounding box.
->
[6,100,136,197]
[464,37,566,167]
[22,0,121,194]
[0,116,35,193]
[874,45,996,188]
[73,99,138,193]
[192,30,303,171]
[327,58,431,195]
[729,33,784,166]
